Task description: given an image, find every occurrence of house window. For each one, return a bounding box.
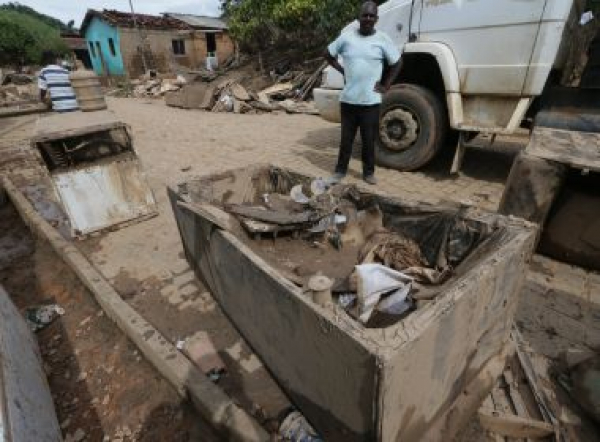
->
[89,41,96,58]
[172,39,185,55]
[95,41,102,59]
[108,38,116,57]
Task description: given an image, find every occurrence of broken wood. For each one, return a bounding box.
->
[199,85,217,110]
[227,204,317,226]
[231,83,250,101]
[238,218,300,235]
[249,101,273,112]
[298,61,327,101]
[259,82,293,96]
[478,411,555,439]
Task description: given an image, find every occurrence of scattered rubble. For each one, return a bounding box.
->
[212,174,483,327]
[108,56,325,116]
[0,83,38,107]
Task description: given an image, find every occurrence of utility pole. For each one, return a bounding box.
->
[128,0,148,73]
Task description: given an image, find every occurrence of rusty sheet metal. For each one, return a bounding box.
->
[52,153,157,236]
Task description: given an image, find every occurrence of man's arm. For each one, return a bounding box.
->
[375,58,403,94]
[324,49,344,77]
[38,71,50,105]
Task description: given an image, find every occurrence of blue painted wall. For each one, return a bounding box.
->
[84,17,125,76]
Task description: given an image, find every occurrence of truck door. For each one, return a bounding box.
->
[418,0,548,96]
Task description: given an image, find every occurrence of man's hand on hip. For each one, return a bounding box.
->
[374,81,389,94]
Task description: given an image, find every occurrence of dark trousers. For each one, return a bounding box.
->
[335,102,380,177]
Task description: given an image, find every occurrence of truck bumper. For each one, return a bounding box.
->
[314,88,341,123]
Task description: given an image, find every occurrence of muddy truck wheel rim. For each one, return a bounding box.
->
[379,107,420,152]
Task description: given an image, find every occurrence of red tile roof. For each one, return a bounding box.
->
[81,9,192,34]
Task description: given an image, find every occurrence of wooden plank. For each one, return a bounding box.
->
[478,412,555,439]
[227,204,316,226]
[239,217,299,235]
[526,126,600,172]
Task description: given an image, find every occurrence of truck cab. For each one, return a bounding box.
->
[314,0,576,171]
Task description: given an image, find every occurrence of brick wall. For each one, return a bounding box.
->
[118,28,235,78]
[190,31,236,69]
[119,28,200,77]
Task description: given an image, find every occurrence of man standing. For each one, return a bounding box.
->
[325,1,402,185]
[38,51,79,113]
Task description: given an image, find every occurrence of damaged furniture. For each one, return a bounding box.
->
[32,110,158,237]
[169,165,537,441]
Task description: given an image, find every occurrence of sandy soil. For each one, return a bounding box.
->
[0,202,219,441]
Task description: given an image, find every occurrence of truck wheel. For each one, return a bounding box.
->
[376,84,447,171]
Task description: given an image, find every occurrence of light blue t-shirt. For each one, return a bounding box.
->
[328,29,401,106]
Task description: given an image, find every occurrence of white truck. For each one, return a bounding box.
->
[314,0,579,171]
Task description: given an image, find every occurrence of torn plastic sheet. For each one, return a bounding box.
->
[279,410,323,442]
[356,264,413,324]
[382,208,485,270]
[24,304,65,332]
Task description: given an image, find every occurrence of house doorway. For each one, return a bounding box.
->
[206,33,216,56]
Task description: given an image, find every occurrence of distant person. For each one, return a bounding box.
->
[325,1,402,185]
[38,51,78,113]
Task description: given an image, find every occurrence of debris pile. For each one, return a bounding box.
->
[109,74,188,98]
[478,329,600,441]
[220,175,483,327]
[207,80,318,115]
[0,73,38,106]
[164,61,325,115]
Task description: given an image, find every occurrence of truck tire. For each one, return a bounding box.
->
[376,84,447,171]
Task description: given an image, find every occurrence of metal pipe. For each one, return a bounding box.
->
[128,0,148,72]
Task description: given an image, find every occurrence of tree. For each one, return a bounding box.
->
[0,8,68,66]
[221,0,382,52]
[0,2,69,30]
[0,17,35,66]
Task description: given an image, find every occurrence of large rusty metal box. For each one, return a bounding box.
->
[169,165,536,441]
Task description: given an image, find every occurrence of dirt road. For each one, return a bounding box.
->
[2,98,595,440]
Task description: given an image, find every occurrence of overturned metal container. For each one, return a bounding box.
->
[32,110,157,237]
[169,165,536,441]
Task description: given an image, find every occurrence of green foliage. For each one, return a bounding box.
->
[0,7,68,66]
[221,0,382,51]
[0,2,69,30]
